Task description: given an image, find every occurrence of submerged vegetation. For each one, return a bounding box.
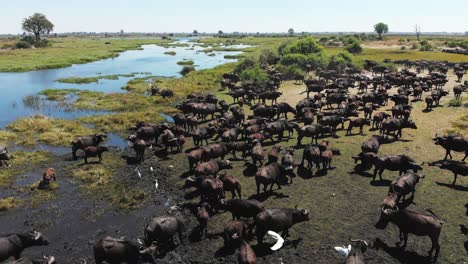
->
[56,74,135,84]
[176,59,194,65]
[0,151,52,187]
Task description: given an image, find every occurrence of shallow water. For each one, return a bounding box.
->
[0,38,246,128]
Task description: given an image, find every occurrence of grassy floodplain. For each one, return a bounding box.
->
[0,37,171,72]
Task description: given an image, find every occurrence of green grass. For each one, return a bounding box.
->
[176,60,195,65]
[39,88,81,100]
[7,115,96,146]
[0,130,19,146]
[164,51,176,56]
[224,54,245,59]
[56,74,135,84]
[0,37,171,72]
[0,197,21,212]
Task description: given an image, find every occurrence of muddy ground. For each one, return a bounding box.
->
[0,69,467,264]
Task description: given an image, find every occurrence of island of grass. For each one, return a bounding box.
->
[164,51,176,55]
[176,60,195,66]
[0,37,171,72]
[56,74,135,84]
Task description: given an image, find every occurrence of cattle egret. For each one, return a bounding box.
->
[267,230,284,251]
[279,258,284,264]
[164,198,172,208]
[134,167,142,178]
[150,167,154,173]
[334,244,352,257]
[154,179,159,189]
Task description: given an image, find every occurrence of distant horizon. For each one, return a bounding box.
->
[1,0,467,35]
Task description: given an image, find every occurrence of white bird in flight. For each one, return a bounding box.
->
[267,230,284,251]
[334,244,352,257]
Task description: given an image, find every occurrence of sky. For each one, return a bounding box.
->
[1,0,467,34]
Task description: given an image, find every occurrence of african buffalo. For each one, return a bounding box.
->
[346,118,371,135]
[218,172,242,199]
[144,213,184,247]
[375,207,442,260]
[224,199,265,220]
[439,161,468,185]
[83,146,109,164]
[433,135,468,161]
[380,118,417,139]
[373,155,423,181]
[223,220,255,247]
[194,160,232,176]
[361,135,385,153]
[71,134,107,160]
[94,236,143,264]
[301,144,327,173]
[255,208,309,244]
[255,163,291,194]
[0,231,49,262]
[0,145,11,167]
[390,171,424,201]
[296,125,332,145]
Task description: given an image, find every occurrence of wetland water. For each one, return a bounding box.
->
[0,39,246,128]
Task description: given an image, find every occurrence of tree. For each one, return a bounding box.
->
[193,30,198,36]
[120,29,124,35]
[218,30,223,35]
[22,13,54,43]
[373,22,389,40]
[288,28,294,35]
[414,24,421,41]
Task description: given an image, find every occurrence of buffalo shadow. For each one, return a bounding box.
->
[370,179,392,187]
[248,190,289,202]
[435,181,468,192]
[373,238,434,264]
[251,238,302,258]
[297,165,328,179]
[242,163,259,177]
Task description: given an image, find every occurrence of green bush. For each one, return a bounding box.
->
[400,46,406,50]
[327,51,353,72]
[259,49,279,65]
[279,52,329,71]
[15,41,32,49]
[20,36,35,45]
[239,64,270,88]
[448,99,462,107]
[345,42,363,54]
[419,40,433,51]
[234,57,256,74]
[282,37,324,55]
[276,65,305,80]
[411,43,420,50]
[35,39,51,48]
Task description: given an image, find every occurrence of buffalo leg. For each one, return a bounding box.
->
[256,183,261,195]
[463,151,467,161]
[276,181,282,190]
[452,173,458,185]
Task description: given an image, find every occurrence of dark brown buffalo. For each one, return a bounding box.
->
[221,128,239,143]
[361,135,384,153]
[425,95,434,111]
[203,143,236,161]
[0,145,11,167]
[372,112,391,129]
[301,144,327,173]
[255,163,291,194]
[187,148,208,171]
[191,126,217,147]
[375,207,442,260]
[280,148,296,173]
[346,118,371,135]
[218,172,242,199]
[255,208,309,244]
[321,148,341,170]
[251,141,264,166]
[128,135,146,163]
[302,108,315,125]
[194,160,232,176]
[83,146,109,164]
[296,125,332,145]
[318,115,347,136]
[0,232,49,262]
[94,236,142,264]
[224,199,265,220]
[352,152,379,171]
[267,145,281,164]
[439,161,468,185]
[196,205,209,238]
[71,134,107,160]
[276,102,296,119]
[390,171,424,201]
[453,84,464,100]
[223,220,254,247]
[433,135,468,161]
[380,118,417,139]
[144,213,184,248]
[373,155,423,181]
[238,240,256,264]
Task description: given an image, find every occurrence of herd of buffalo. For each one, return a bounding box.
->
[0,58,467,263]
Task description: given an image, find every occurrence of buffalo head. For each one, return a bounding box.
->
[349,237,369,253]
[375,206,399,229]
[404,120,417,129]
[294,207,310,223]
